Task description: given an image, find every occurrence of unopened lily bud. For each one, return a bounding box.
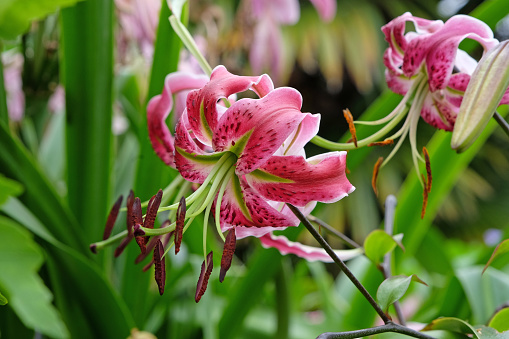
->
[451,40,509,152]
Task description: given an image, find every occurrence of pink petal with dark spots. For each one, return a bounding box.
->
[275,113,320,157]
[259,233,363,262]
[147,72,208,166]
[245,151,354,207]
[186,65,274,146]
[420,91,456,131]
[216,176,299,229]
[384,69,414,96]
[213,88,308,175]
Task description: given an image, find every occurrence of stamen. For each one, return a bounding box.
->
[114,236,132,257]
[343,108,358,147]
[133,198,147,254]
[368,139,394,147]
[175,196,186,254]
[215,166,235,242]
[126,190,135,237]
[220,228,236,283]
[372,157,384,196]
[195,251,213,303]
[421,174,429,219]
[144,189,163,229]
[135,221,172,264]
[153,240,166,295]
[103,195,123,240]
[423,147,432,193]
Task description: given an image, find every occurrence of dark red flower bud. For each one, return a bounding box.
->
[174,196,186,254]
[220,228,236,283]
[103,195,123,240]
[195,251,213,303]
[153,240,166,295]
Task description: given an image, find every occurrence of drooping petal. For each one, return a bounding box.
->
[212,88,308,175]
[252,0,300,25]
[384,69,414,96]
[245,152,354,207]
[174,118,228,183]
[147,72,209,166]
[217,176,300,229]
[259,233,363,262]
[420,90,456,131]
[186,65,274,145]
[250,18,284,84]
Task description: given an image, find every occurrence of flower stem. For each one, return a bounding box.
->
[307,215,360,249]
[286,204,390,324]
[169,15,213,76]
[494,111,509,137]
[316,322,436,339]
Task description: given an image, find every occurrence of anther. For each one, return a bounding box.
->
[103,195,123,240]
[220,228,236,283]
[421,174,429,219]
[423,147,432,193]
[195,251,213,303]
[89,244,97,254]
[144,189,163,230]
[135,221,172,264]
[175,196,186,254]
[368,139,394,147]
[343,108,358,147]
[153,240,166,295]
[126,190,135,237]
[133,198,147,254]
[372,157,384,196]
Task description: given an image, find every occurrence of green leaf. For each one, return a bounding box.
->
[0,291,7,305]
[423,317,480,338]
[475,326,509,339]
[489,308,509,333]
[0,175,23,206]
[376,274,427,313]
[363,230,403,267]
[483,239,509,274]
[0,0,84,39]
[0,216,69,338]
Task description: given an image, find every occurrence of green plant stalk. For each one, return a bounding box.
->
[317,322,436,339]
[494,112,509,137]
[0,40,8,127]
[287,203,391,324]
[133,1,186,201]
[61,0,114,245]
[275,260,290,339]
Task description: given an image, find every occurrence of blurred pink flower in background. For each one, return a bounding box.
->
[249,0,336,83]
[2,52,25,122]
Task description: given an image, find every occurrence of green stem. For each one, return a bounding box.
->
[494,111,509,137]
[317,322,436,339]
[287,204,390,324]
[307,215,360,248]
[92,230,128,251]
[138,223,176,236]
[169,15,213,76]
[0,40,8,128]
[275,260,290,339]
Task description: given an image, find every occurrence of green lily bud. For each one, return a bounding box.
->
[451,40,509,153]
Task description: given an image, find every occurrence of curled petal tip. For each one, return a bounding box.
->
[195,251,213,303]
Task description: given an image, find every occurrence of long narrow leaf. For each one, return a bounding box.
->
[61,0,114,244]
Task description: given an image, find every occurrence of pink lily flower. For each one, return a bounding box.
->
[147,72,210,166]
[174,65,353,232]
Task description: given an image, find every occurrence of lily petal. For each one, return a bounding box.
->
[174,118,227,183]
[217,176,300,228]
[147,72,209,166]
[213,88,307,175]
[259,233,364,262]
[277,113,321,156]
[245,151,354,206]
[186,65,274,145]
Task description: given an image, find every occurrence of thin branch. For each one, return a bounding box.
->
[307,215,361,249]
[316,322,436,339]
[494,111,509,137]
[287,204,391,324]
[381,195,406,326]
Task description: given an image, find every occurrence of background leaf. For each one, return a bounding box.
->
[483,239,509,274]
[0,216,69,338]
[0,0,84,39]
[488,308,509,333]
[0,292,7,305]
[0,175,23,206]
[376,274,426,313]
